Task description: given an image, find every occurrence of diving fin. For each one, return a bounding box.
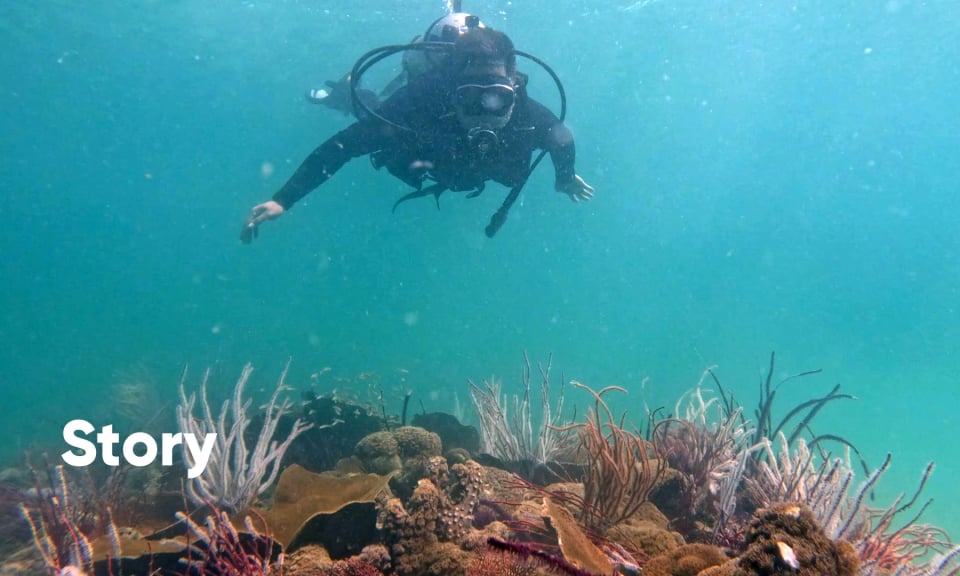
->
[392,183,447,213]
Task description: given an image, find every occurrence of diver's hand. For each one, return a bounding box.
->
[304,76,354,115]
[240,200,284,244]
[557,174,595,203]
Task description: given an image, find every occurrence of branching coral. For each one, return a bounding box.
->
[746,351,860,462]
[177,507,279,576]
[744,444,909,544]
[18,464,123,576]
[858,521,952,572]
[739,430,879,547]
[651,378,754,536]
[733,426,959,575]
[176,360,312,513]
[652,354,865,544]
[469,353,575,475]
[566,381,663,534]
[843,460,960,575]
[889,544,960,576]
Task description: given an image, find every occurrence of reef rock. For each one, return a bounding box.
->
[699,502,859,576]
[643,542,729,576]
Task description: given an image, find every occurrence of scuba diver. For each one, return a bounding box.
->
[241,9,593,242]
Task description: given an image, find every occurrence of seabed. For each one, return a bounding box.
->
[2,354,957,576]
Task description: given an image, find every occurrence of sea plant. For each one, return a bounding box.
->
[178,506,278,576]
[564,381,662,533]
[176,360,312,513]
[651,377,754,535]
[469,353,575,478]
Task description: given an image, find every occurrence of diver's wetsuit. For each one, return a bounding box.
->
[271,76,577,210]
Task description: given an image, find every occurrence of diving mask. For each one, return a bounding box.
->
[455,76,516,128]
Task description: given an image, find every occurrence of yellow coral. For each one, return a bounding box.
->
[642,543,728,576]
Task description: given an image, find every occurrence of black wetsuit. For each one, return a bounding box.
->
[272,75,577,210]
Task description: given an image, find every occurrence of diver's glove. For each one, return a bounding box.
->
[305,75,354,115]
[306,74,380,117]
[240,200,284,244]
[557,174,595,203]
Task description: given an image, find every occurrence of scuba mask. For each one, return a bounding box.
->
[455,75,516,156]
[455,75,516,128]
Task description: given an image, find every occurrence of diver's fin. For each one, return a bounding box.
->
[465,183,486,199]
[392,183,447,213]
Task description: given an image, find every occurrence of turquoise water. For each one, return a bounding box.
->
[2,0,958,540]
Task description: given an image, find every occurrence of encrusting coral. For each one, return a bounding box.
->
[284,544,386,576]
[698,502,859,576]
[642,542,730,576]
[605,501,685,558]
[607,519,685,558]
[541,497,614,575]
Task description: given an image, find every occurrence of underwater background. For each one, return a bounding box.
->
[1,0,958,547]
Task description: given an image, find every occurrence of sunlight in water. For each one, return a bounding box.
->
[620,0,665,11]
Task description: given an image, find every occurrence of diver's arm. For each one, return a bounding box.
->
[523,99,593,201]
[272,122,380,209]
[240,122,382,243]
[545,123,578,188]
[524,99,575,182]
[527,99,594,202]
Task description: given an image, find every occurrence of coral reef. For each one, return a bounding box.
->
[377,457,489,576]
[8,353,960,576]
[355,427,442,475]
[699,503,859,576]
[284,545,385,576]
[289,501,380,558]
[468,354,576,476]
[251,463,392,550]
[288,389,387,473]
[177,507,281,576]
[176,362,312,513]
[541,497,613,575]
[469,538,598,576]
[643,543,729,576]
[394,426,444,460]
[606,518,684,559]
[355,431,403,475]
[568,381,663,533]
[650,381,751,537]
[355,426,444,500]
[15,463,154,576]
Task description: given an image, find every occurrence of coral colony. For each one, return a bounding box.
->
[176,361,312,513]
[8,351,960,576]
